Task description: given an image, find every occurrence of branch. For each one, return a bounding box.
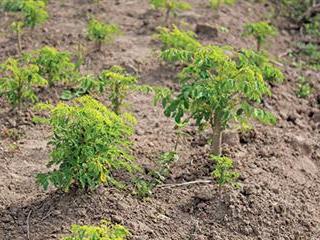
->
[155,179,213,189]
[26,210,32,240]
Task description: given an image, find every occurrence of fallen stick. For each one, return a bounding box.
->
[27,210,32,240]
[155,179,213,189]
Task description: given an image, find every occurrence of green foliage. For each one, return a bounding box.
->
[61,75,98,100]
[10,21,24,54]
[296,77,312,98]
[279,0,314,20]
[87,19,121,51]
[0,57,47,109]
[209,0,237,9]
[1,0,48,29]
[297,42,320,68]
[28,46,76,87]
[242,22,277,51]
[157,27,279,155]
[36,96,137,191]
[156,26,201,51]
[305,15,320,37]
[1,0,24,12]
[133,178,154,199]
[62,220,130,240]
[21,0,48,28]
[237,49,284,83]
[211,155,239,189]
[99,66,152,114]
[150,0,191,23]
[133,151,178,198]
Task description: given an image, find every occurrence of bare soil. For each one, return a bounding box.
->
[0,0,319,240]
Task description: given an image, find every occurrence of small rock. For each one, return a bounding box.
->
[312,111,320,122]
[222,130,239,146]
[195,24,218,38]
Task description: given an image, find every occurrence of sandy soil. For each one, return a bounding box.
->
[0,0,319,239]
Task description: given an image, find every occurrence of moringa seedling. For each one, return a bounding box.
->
[296,76,313,98]
[2,0,48,51]
[209,0,237,9]
[99,66,152,114]
[150,0,191,24]
[29,46,76,87]
[212,155,239,196]
[35,96,138,192]
[62,220,130,240]
[0,57,47,109]
[158,30,278,155]
[156,25,201,51]
[87,18,121,51]
[21,0,48,30]
[242,21,277,51]
[10,21,24,55]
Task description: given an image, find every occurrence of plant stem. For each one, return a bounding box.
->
[17,29,22,55]
[257,40,261,52]
[211,114,223,156]
[164,8,171,25]
[113,82,121,114]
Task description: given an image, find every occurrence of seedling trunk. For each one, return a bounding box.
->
[211,114,223,156]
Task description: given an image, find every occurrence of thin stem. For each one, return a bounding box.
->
[210,113,223,156]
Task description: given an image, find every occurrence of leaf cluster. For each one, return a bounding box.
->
[1,0,48,29]
[237,49,284,83]
[87,19,121,46]
[156,26,201,52]
[242,21,277,50]
[159,38,277,131]
[211,155,239,187]
[209,0,237,9]
[150,0,191,12]
[27,46,76,87]
[0,57,47,108]
[62,220,130,240]
[36,96,138,191]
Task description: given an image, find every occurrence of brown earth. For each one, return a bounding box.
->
[0,0,320,239]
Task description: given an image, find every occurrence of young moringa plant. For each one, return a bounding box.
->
[99,66,151,114]
[29,46,76,87]
[87,18,121,51]
[212,155,239,196]
[0,57,47,109]
[62,220,130,240]
[21,0,48,30]
[11,21,24,55]
[242,21,277,51]
[35,96,137,191]
[150,0,191,24]
[156,25,201,52]
[159,44,277,156]
[209,0,237,9]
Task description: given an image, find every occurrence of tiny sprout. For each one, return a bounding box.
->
[242,21,277,51]
[87,18,121,51]
[212,155,239,196]
[150,0,191,24]
[62,220,130,240]
[10,21,24,55]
